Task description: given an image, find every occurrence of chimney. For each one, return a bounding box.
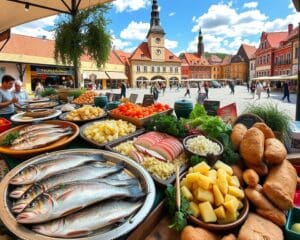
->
[288,24,293,35]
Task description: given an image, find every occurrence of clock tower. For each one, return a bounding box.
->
[147,0,165,61]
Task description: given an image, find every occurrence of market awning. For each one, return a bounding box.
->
[82,71,109,79]
[181,78,214,82]
[0,0,114,33]
[106,71,127,80]
[252,75,298,81]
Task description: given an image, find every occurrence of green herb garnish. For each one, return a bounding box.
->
[2,132,20,146]
[165,185,191,231]
[190,155,206,166]
[41,88,57,97]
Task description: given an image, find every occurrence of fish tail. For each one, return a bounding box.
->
[128,185,145,199]
[122,178,139,186]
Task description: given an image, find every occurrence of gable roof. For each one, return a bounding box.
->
[242,44,257,59]
[1,33,123,65]
[266,32,288,48]
[222,55,232,65]
[112,49,131,65]
[208,54,222,63]
[129,41,180,62]
[180,53,209,66]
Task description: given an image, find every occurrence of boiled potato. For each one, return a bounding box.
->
[228,186,245,199]
[199,201,217,223]
[181,186,193,201]
[193,161,210,175]
[195,188,214,204]
[189,202,200,218]
[214,206,226,219]
[213,184,224,206]
[217,169,228,195]
[214,160,233,175]
[223,198,239,214]
[208,169,217,184]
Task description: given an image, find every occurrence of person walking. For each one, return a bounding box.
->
[176,82,180,92]
[197,82,201,93]
[34,82,44,98]
[246,82,250,92]
[229,81,235,94]
[0,75,18,119]
[282,82,291,102]
[266,81,271,98]
[12,80,29,105]
[204,81,209,99]
[255,81,263,100]
[153,84,159,101]
[184,84,191,97]
[120,82,126,98]
[162,82,166,96]
[250,81,256,98]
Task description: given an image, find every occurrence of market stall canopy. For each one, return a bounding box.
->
[252,75,298,81]
[106,71,127,80]
[181,78,214,82]
[82,71,109,79]
[0,0,114,33]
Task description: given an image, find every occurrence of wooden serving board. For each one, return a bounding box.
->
[128,201,180,240]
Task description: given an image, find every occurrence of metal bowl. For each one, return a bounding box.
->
[0,149,156,240]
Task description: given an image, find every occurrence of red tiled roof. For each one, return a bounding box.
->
[113,50,131,65]
[1,33,123,65]
[181,53,209,66]
[222,55,232,65]
[242,44,257,59]
[208,54,222,63]
[129,41,181,62]
[266,32,288,48]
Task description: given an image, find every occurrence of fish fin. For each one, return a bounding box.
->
[61,206,83,217]
[128,185,145,199]
[66,230,92,237]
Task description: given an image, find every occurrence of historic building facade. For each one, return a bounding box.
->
[179,29,210,80]
[129,0,181,87]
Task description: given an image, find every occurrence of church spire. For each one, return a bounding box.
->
[147,0,165,38]
[197,28,204,57]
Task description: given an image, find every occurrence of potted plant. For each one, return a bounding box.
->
[244,103,291,141]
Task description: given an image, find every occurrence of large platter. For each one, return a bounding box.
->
[0,120,79,158]
[0,149,156,240]
[23,97,50,103]
[59,112,107,124]
[106,131,188,186]
[10,110,62,123]
[80,120,144,148]
[26,101,59,109]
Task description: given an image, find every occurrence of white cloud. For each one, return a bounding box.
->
[113,0,150,12]
[12,16,57,39]
[243,2,258,9]
[120,21,149,41]
[169,12,176,17]
[112,35,132,50]
[165,39,178,49]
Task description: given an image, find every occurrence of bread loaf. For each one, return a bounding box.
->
[263,159,297,210]
[264,138,287,165]
[221,234,236,240]
[231,124,247,150]
[245,188,286,226]
[238,213,283,240]
[245,162,268,176]
[240,128,264,166]
[253,123,275,139]
[243,169,259,187]
[181,226,219,240]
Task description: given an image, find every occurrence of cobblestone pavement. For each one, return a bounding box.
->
[103,85,297,120]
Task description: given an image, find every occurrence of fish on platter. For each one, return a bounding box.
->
[10,131,73,151]
[19,124,60,135]
[9,154,103,185]
[12,127,72,145]
[32,200,142,238]
[11,162,126,213]
[17,181,144,224]
[9,184,33,199]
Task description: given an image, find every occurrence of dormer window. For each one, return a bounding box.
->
[169,56,174,60]
[141,54,145,58]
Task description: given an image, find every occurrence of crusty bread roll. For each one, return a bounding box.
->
[263,159,297,210]
[221,234,236,240]
[231,164,244,186]
[243,169,259,187]
[264,138,287,165]
[231,124,247,150]
[240,128,264,166]
[245,162,268,177]
[253,122,275,139]
[245,188,286,226]
[181,226,219,240]
[238,213,283,240]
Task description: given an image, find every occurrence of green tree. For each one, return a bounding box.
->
[54,4,112,87]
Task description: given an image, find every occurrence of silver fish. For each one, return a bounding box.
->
[9,184,33,199]
[11,162,126,213]
[11,131,73,151]
[12,127,72,145]
[9,154,103,185]
[19,124,60,135]
[32,200,142,238]
[17,181,144,224]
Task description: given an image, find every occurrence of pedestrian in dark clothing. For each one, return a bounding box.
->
[184,84,191,97]
[282,82,291,102]
[266,82,270,98]
[120,82,126,98]
[162,83,166,95]
[229,81,235,94]
[204,82,209,99]
[246,82,250,92]
[197,82,201,93]
[153,84,159,101]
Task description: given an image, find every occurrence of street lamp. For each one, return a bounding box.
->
[293,0,300,120]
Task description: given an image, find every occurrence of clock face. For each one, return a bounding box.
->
[155,37,161,44]
[155,49,161,55]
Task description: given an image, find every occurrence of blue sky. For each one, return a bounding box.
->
[12,0,300,55]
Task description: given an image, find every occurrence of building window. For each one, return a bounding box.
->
[144,66,147,72]
[157,66,160,72]
[163,66,166,72]
[170,66,173,73]
[151,66,155,72]
[295,47,298,59]
[267,54,270,63]
[137,65,141,72]
[175,67,178,73]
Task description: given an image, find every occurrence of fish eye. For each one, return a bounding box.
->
[29,201,36,208]
[23,193,29,198]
